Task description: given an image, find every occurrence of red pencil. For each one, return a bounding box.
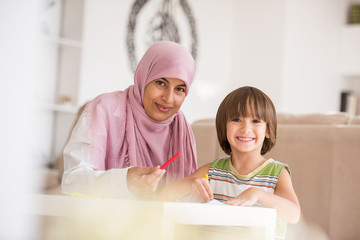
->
[160,152,181,170]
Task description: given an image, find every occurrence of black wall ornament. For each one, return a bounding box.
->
[126,0,198,73]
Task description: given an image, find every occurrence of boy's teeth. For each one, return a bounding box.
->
[238,137,252,140]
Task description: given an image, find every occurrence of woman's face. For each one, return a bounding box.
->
[143,78,187,121]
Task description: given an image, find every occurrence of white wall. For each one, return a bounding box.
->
[79,0,134,104]
[230,0,286,112]
[78,0,348,124]
[281,0,343,113]
[0,1,42,239]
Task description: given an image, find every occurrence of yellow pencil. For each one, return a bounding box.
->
[205,174,209,181]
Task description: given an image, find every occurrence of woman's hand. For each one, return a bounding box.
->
[224,187,261,206]
[127,166,166,198]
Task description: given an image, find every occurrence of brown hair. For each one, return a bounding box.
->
[215,86,277,155]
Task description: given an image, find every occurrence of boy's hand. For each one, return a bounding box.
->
[191,177,213,202]
[224,187,260,206]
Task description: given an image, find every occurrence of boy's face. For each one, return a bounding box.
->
[226,115,268,156]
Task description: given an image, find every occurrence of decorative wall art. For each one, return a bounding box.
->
[126,0,198,72]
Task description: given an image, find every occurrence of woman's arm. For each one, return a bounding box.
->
[159,163,213,201]
[61,111,130,198]
[225,168,301,224]
[61,111,165,198]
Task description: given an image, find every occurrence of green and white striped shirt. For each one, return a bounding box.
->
[208,157,290,240]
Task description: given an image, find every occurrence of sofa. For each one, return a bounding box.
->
[41,112,360,239]
[191,112,360,240]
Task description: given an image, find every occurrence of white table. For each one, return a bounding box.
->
[30,194,277,240]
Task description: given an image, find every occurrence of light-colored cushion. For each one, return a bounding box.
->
[277,112,350,125]
[39,168,60,191]
[329,126,360,239]
[191,119,227,167]
[264,125,335,234]
[349,115,360,125]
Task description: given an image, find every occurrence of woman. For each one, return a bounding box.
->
[61,41,197,198]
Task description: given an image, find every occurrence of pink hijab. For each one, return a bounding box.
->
[85,41,197,182]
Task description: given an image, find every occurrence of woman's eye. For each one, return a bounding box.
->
[232,118,240,122]
[253,119,262,123]
[156,80,166,86]
[176,87,186,93]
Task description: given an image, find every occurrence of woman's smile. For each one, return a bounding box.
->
[156,103,172,113]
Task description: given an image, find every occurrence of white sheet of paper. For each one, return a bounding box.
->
[206,199,224,205]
